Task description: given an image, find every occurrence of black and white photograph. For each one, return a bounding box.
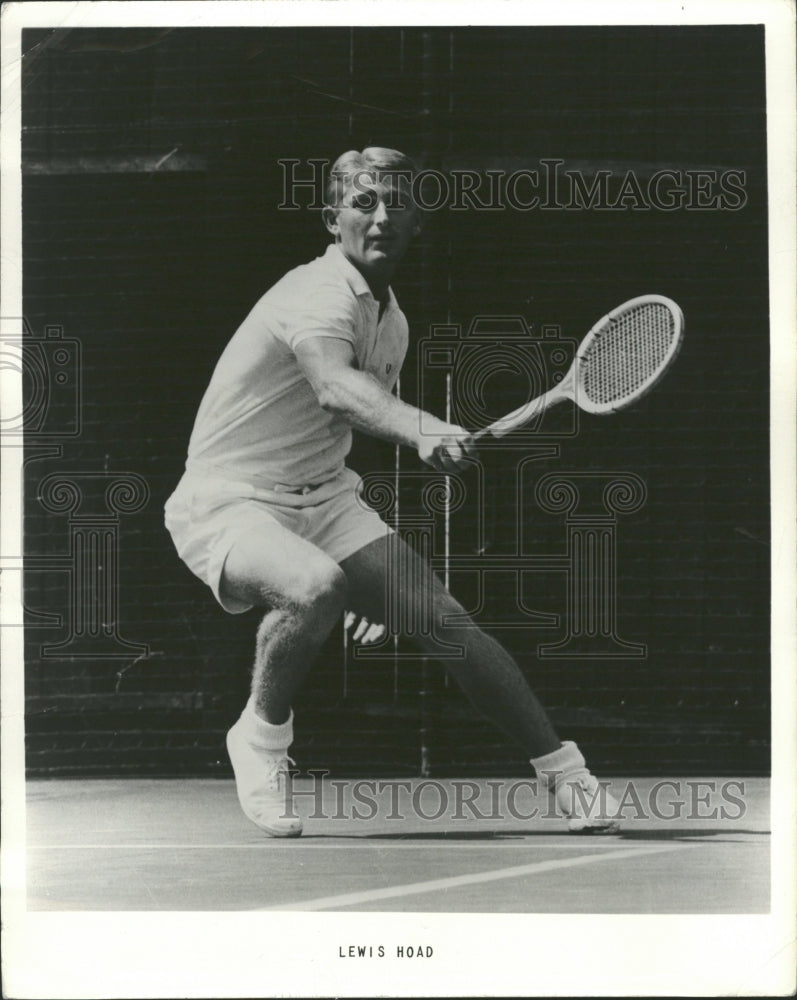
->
[1,1,794,997]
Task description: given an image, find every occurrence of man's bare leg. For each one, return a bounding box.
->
[340,534,621,831]
[222,527,347,724]
[340,533,559,757]
[220,523,347,834]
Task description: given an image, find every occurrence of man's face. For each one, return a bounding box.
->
[324,170,420,284]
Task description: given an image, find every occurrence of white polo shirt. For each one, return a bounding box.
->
[184,243,409,488]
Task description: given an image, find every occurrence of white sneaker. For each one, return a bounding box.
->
[226,717,303,837]
[552,768,621,834]
[531,740,621,834]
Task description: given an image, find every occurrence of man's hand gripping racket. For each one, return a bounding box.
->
[473,294,684,441]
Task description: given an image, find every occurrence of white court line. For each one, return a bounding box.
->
[262,843,690,911]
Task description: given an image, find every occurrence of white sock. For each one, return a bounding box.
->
[529,740,586,788]
[240,696,294,751]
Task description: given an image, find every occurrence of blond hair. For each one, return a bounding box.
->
[325,147,417,207]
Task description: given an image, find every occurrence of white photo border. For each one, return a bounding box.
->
[1,2,794,997]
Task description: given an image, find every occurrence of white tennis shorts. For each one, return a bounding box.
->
[164,466,391,614]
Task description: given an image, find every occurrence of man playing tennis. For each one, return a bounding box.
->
[165,146,620,836]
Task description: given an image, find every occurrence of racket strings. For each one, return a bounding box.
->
[581,303,676,405]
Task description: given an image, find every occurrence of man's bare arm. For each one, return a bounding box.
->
[294,337,476,472]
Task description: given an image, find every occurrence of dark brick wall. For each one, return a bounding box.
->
[21,26,769,776]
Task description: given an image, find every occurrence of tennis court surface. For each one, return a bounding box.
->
[25,775,769,913]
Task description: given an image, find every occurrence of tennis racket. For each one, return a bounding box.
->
[473,294,684,440]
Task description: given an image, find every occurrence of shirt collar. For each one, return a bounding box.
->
[325,243,396,310]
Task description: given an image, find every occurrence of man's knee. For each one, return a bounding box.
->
[287,562,347,623]
[223,530,347,620]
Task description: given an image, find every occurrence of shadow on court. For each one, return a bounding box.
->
[615,828,771,841]
[307,827,770,841]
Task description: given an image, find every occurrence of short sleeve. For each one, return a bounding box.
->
[276,279,359,353]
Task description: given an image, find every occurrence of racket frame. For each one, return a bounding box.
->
[475,293,684,439]
[574,293,685,416]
